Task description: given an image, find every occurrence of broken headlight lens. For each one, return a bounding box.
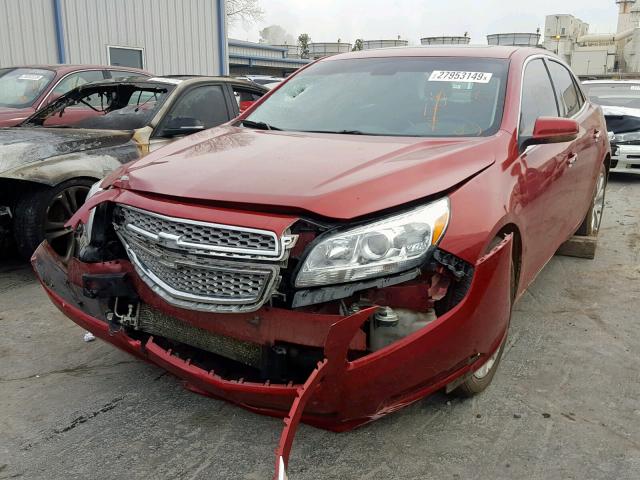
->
[295,198,450,287]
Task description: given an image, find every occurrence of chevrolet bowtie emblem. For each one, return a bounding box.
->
[156,232,181,248]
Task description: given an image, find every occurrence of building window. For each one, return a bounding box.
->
[108,46,144,69]
[561,27,565,35]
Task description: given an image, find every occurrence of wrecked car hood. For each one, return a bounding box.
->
[111,126,503,219]
[0,127,135,176]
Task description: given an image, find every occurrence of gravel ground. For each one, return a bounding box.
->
[1,174,639,480]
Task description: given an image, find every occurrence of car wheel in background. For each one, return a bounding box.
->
[576,162,607,237]
[13,179,94,261]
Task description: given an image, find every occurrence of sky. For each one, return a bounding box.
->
[228,0,621,45]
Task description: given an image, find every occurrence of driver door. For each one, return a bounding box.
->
[149,83,233,152]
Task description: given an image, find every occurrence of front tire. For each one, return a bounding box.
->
[453,254,515,397]
[13,179,93,260]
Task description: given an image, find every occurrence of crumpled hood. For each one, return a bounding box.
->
[0,107,34,127]
[111,126,505,219]
[0,127,134,175]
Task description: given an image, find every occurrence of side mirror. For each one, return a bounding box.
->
[520,117,579,151]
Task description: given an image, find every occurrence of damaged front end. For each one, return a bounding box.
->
[33,188,513,478]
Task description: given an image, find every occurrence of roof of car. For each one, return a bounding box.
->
[5,64,146,75]
[67,75,267,91]
[582,79,640,84]
[327,45,543,61]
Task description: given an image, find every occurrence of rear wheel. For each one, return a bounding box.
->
[13,179,93,260]
[576,163,607,237]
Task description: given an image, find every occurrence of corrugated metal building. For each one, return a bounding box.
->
[0,0,228,75]
[228,39,310,76]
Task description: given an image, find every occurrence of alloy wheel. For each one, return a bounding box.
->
[44,185,90,261]
[590,168,606,235]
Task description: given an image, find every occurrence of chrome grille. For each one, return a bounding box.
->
[113,205,294,313]
[117,205,282,258]
[132,242,272,303]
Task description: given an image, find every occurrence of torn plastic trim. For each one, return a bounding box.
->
[291,268,421,308]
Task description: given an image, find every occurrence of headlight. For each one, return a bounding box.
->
[613,131,640,143]
[295,198,450,287]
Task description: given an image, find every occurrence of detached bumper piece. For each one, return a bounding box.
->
[33,233,514,479]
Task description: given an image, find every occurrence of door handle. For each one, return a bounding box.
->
[593,130,601,141]
[567,153,577,167]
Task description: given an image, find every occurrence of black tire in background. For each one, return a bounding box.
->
[13,178,94,260]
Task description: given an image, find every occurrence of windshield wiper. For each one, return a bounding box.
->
[240,120,282,131]
[299,129,370,135]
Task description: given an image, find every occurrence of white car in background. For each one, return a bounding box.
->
[583,79,640,175]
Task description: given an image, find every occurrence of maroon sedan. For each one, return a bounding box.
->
[33,46,609,478]
[0,65,148,127]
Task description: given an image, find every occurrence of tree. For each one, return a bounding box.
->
[226,0,263,26]
[259,25,295,45]
[352,39,364,51]
[298,33,311,59]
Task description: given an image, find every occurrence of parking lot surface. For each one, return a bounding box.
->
[1,175,639,480]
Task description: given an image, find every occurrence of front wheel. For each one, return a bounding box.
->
[453,255,515,397]
[576,162,607,237]
[13,179,93,260]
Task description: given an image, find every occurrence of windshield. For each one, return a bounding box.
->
[244,57,508,137]
[26,84,173,130]
[0,68,56,108]
[583,83,640,109]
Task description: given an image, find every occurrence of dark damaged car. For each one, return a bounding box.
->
[33,47,609,478]
[0,76,266,258]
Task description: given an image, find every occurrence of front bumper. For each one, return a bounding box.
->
[33,232,513,475]
[611,144,640,174]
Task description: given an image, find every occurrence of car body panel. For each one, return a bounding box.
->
[32,229,513,428]
[111,125,500,219]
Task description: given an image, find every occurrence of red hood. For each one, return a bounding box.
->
[109,126,507,219]
[0,106,35,127]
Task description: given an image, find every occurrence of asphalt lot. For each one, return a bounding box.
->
[1,174,639,480]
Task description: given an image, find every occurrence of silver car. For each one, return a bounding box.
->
[583,79,640,175]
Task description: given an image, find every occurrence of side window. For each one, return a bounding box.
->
[546,60,581,117]
[232,86,263,113]
[162,85,230,132]
[520,59,559,138]
[51,71,104,97]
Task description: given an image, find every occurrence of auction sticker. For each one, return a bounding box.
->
[18,74,44,81]
[428,70,493,83]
